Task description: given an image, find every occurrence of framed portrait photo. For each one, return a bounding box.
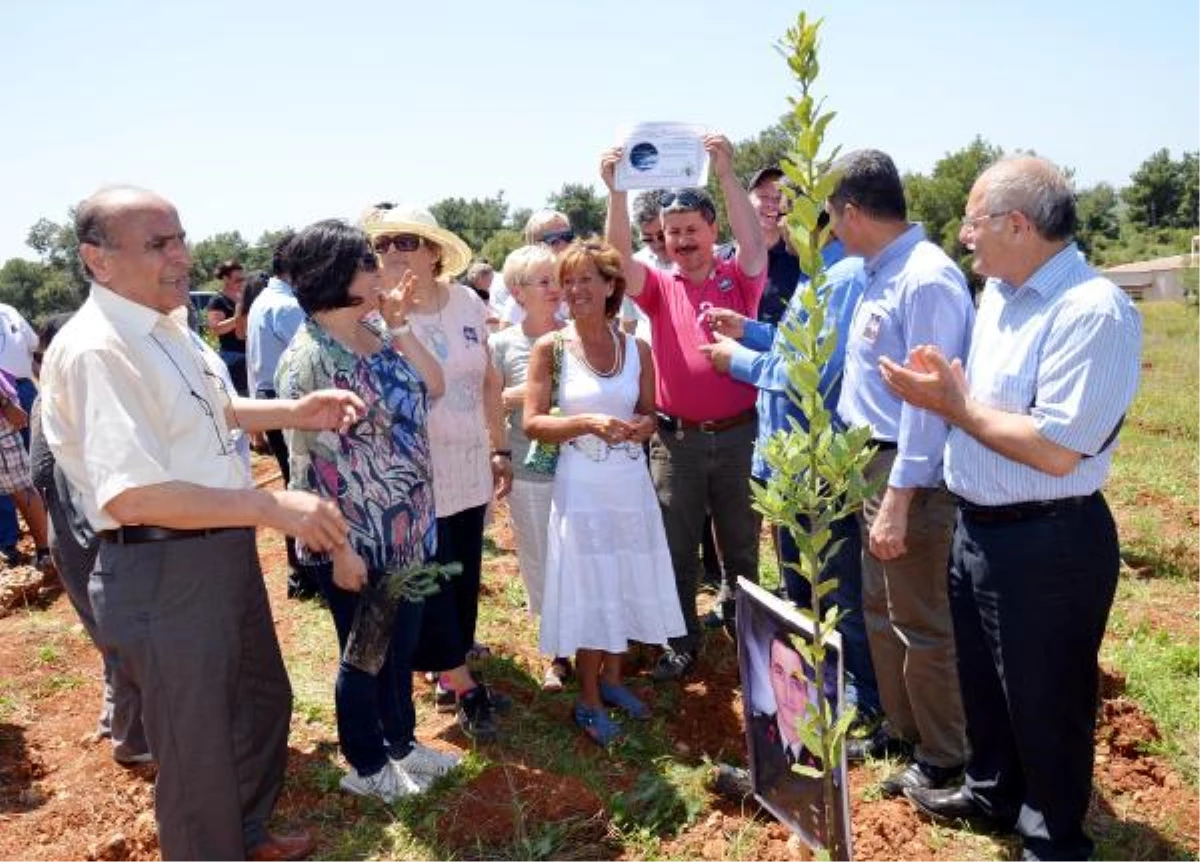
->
[736,577,853,859]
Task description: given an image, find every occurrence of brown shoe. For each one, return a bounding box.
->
[248,831,315,861]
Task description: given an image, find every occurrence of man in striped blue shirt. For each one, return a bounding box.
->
[881,157,1142,861]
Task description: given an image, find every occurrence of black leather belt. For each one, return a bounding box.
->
[656,409,755,434]
[870,439,897,451]
[955,492,1097,525]
[98,526,235,544]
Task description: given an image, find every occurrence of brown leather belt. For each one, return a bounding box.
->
[98,526,236,544]
[955,492,1097,525]
[656,409,756,434]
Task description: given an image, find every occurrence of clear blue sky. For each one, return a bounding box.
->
[2,0,1196,262]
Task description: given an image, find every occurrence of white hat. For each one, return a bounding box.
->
[359,203,473,279]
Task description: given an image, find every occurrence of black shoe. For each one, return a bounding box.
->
[709,763,753,799]
[904,785,1016,835]
[880,760,963,798]
[845,730,913,763]
[456,686,499,743]
[434,683,457,714]
[651,649,696,682]
[482,685,512,714]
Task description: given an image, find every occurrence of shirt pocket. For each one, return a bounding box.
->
[980,371,1035,413]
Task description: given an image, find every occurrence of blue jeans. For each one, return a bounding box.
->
[316,563,424,775]
[778,510,881,719]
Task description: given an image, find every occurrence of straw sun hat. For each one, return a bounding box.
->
[359,202,473,279]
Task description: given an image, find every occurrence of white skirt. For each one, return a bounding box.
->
[538,443,686,656]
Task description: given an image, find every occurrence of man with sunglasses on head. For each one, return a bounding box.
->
[39,185,366,861]
[601,132,768,682]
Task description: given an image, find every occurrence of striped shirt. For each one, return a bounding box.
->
[945,243,1142,505]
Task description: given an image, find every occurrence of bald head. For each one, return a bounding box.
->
[75,186,191,312]
[975,157,1076,242]
[76,186,172,253]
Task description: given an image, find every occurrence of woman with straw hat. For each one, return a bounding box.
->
[361,203,512,743]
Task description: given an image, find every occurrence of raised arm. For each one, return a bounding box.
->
[707,134,767,277]
[601,147,648,298]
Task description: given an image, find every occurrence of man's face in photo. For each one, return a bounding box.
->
[769,637,811,748]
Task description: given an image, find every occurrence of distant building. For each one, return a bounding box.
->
[1103,251,1196,302]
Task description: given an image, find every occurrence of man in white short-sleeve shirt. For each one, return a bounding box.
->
[40,185,364,862]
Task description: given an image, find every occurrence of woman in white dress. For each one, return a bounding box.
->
[524,239,685,747]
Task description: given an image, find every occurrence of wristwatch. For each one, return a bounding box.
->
[491,449,513,459]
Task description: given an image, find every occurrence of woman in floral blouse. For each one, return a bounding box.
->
[278,219,458,804]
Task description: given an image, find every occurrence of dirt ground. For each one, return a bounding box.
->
[0,469,1196,861]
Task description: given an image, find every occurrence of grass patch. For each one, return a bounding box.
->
[1103,591,1200,785]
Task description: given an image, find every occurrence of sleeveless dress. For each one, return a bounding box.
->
[538,330,686,656]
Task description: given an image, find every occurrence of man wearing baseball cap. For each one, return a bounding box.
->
[718,167,802,326]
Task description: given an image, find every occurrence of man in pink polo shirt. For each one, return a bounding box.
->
[601,133,767,681]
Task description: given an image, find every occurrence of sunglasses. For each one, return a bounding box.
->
[541,229,575,246]
[373,234,422,254]
[658,189,716,218]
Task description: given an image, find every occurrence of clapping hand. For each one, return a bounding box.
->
[879,345,969,422]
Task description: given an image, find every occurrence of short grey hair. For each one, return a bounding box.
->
[980,157,1076,241]
[631,190,663,227]
[501,244,556,289]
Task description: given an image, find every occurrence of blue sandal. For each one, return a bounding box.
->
[573,701,622,747]
[599,681,651,720]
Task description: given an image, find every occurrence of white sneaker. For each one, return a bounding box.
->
[339,763,421,803]
[394,743,462,786]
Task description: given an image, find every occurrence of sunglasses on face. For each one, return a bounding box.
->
[541,229,575,246]
[372,234,422,254]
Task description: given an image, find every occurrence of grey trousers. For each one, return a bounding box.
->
[858,448,966,768]
[649,421,760,655]
[89,529,292,860]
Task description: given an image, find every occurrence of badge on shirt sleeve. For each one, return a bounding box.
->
[462,326,480,346]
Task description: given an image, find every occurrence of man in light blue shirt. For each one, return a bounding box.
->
[828,150,974,798]
[247,232,314,599]
[701,234,881,724]
[882,157,1141,861]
